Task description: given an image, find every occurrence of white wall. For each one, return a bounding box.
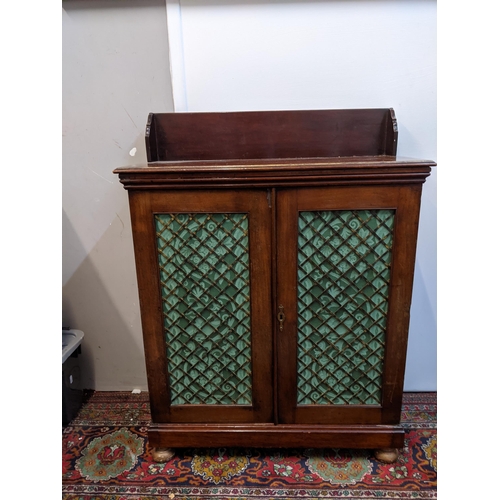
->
[169,0,437,390]
[62,0,174,390]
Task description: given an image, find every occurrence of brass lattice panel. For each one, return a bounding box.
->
[155,213,252,405]
[296,209,395,405]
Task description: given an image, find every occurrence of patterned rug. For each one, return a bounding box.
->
[62,392,437,499]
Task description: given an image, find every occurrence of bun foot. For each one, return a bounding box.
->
[152,447,175,463]
[374,448,398,463]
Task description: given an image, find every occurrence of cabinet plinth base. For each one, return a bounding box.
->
[148,423,404,450]
[151,447,175,463]
[374,448,399,463]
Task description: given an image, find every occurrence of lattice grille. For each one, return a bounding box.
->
[296,209,395,405]
[155,213,252,405]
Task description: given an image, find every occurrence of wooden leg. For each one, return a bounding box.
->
[152,447,175,463]
[374,448,399,463]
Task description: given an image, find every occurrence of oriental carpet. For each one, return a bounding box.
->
[62,392,436,499]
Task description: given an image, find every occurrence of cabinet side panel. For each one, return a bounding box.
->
[155,212,253,405]
[381,185,423,422]
[128,191,171,422]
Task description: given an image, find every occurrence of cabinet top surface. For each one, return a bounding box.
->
[113,155,434,190]
[114,155,435,174]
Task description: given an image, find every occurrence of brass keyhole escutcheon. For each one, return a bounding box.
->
[277,304,285,331]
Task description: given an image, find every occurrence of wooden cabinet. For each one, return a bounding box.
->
[114,109,434,462]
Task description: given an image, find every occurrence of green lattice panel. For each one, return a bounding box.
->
[297,209,395,405]
[155,213,252,405]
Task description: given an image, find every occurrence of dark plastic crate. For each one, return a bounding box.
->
[62,329,84,425]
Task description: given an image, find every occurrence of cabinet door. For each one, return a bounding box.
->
[129,189,273,424]
[276,186,422,425]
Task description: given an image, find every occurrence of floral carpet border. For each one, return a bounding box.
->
[63,487,436,499]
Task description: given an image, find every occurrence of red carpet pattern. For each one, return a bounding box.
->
[63,392,436,499]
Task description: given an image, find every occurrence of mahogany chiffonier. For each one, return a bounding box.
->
[114,109,435,463]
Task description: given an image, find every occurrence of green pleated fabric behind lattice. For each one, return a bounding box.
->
[155,213,252,405]
[297,209,395,405]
